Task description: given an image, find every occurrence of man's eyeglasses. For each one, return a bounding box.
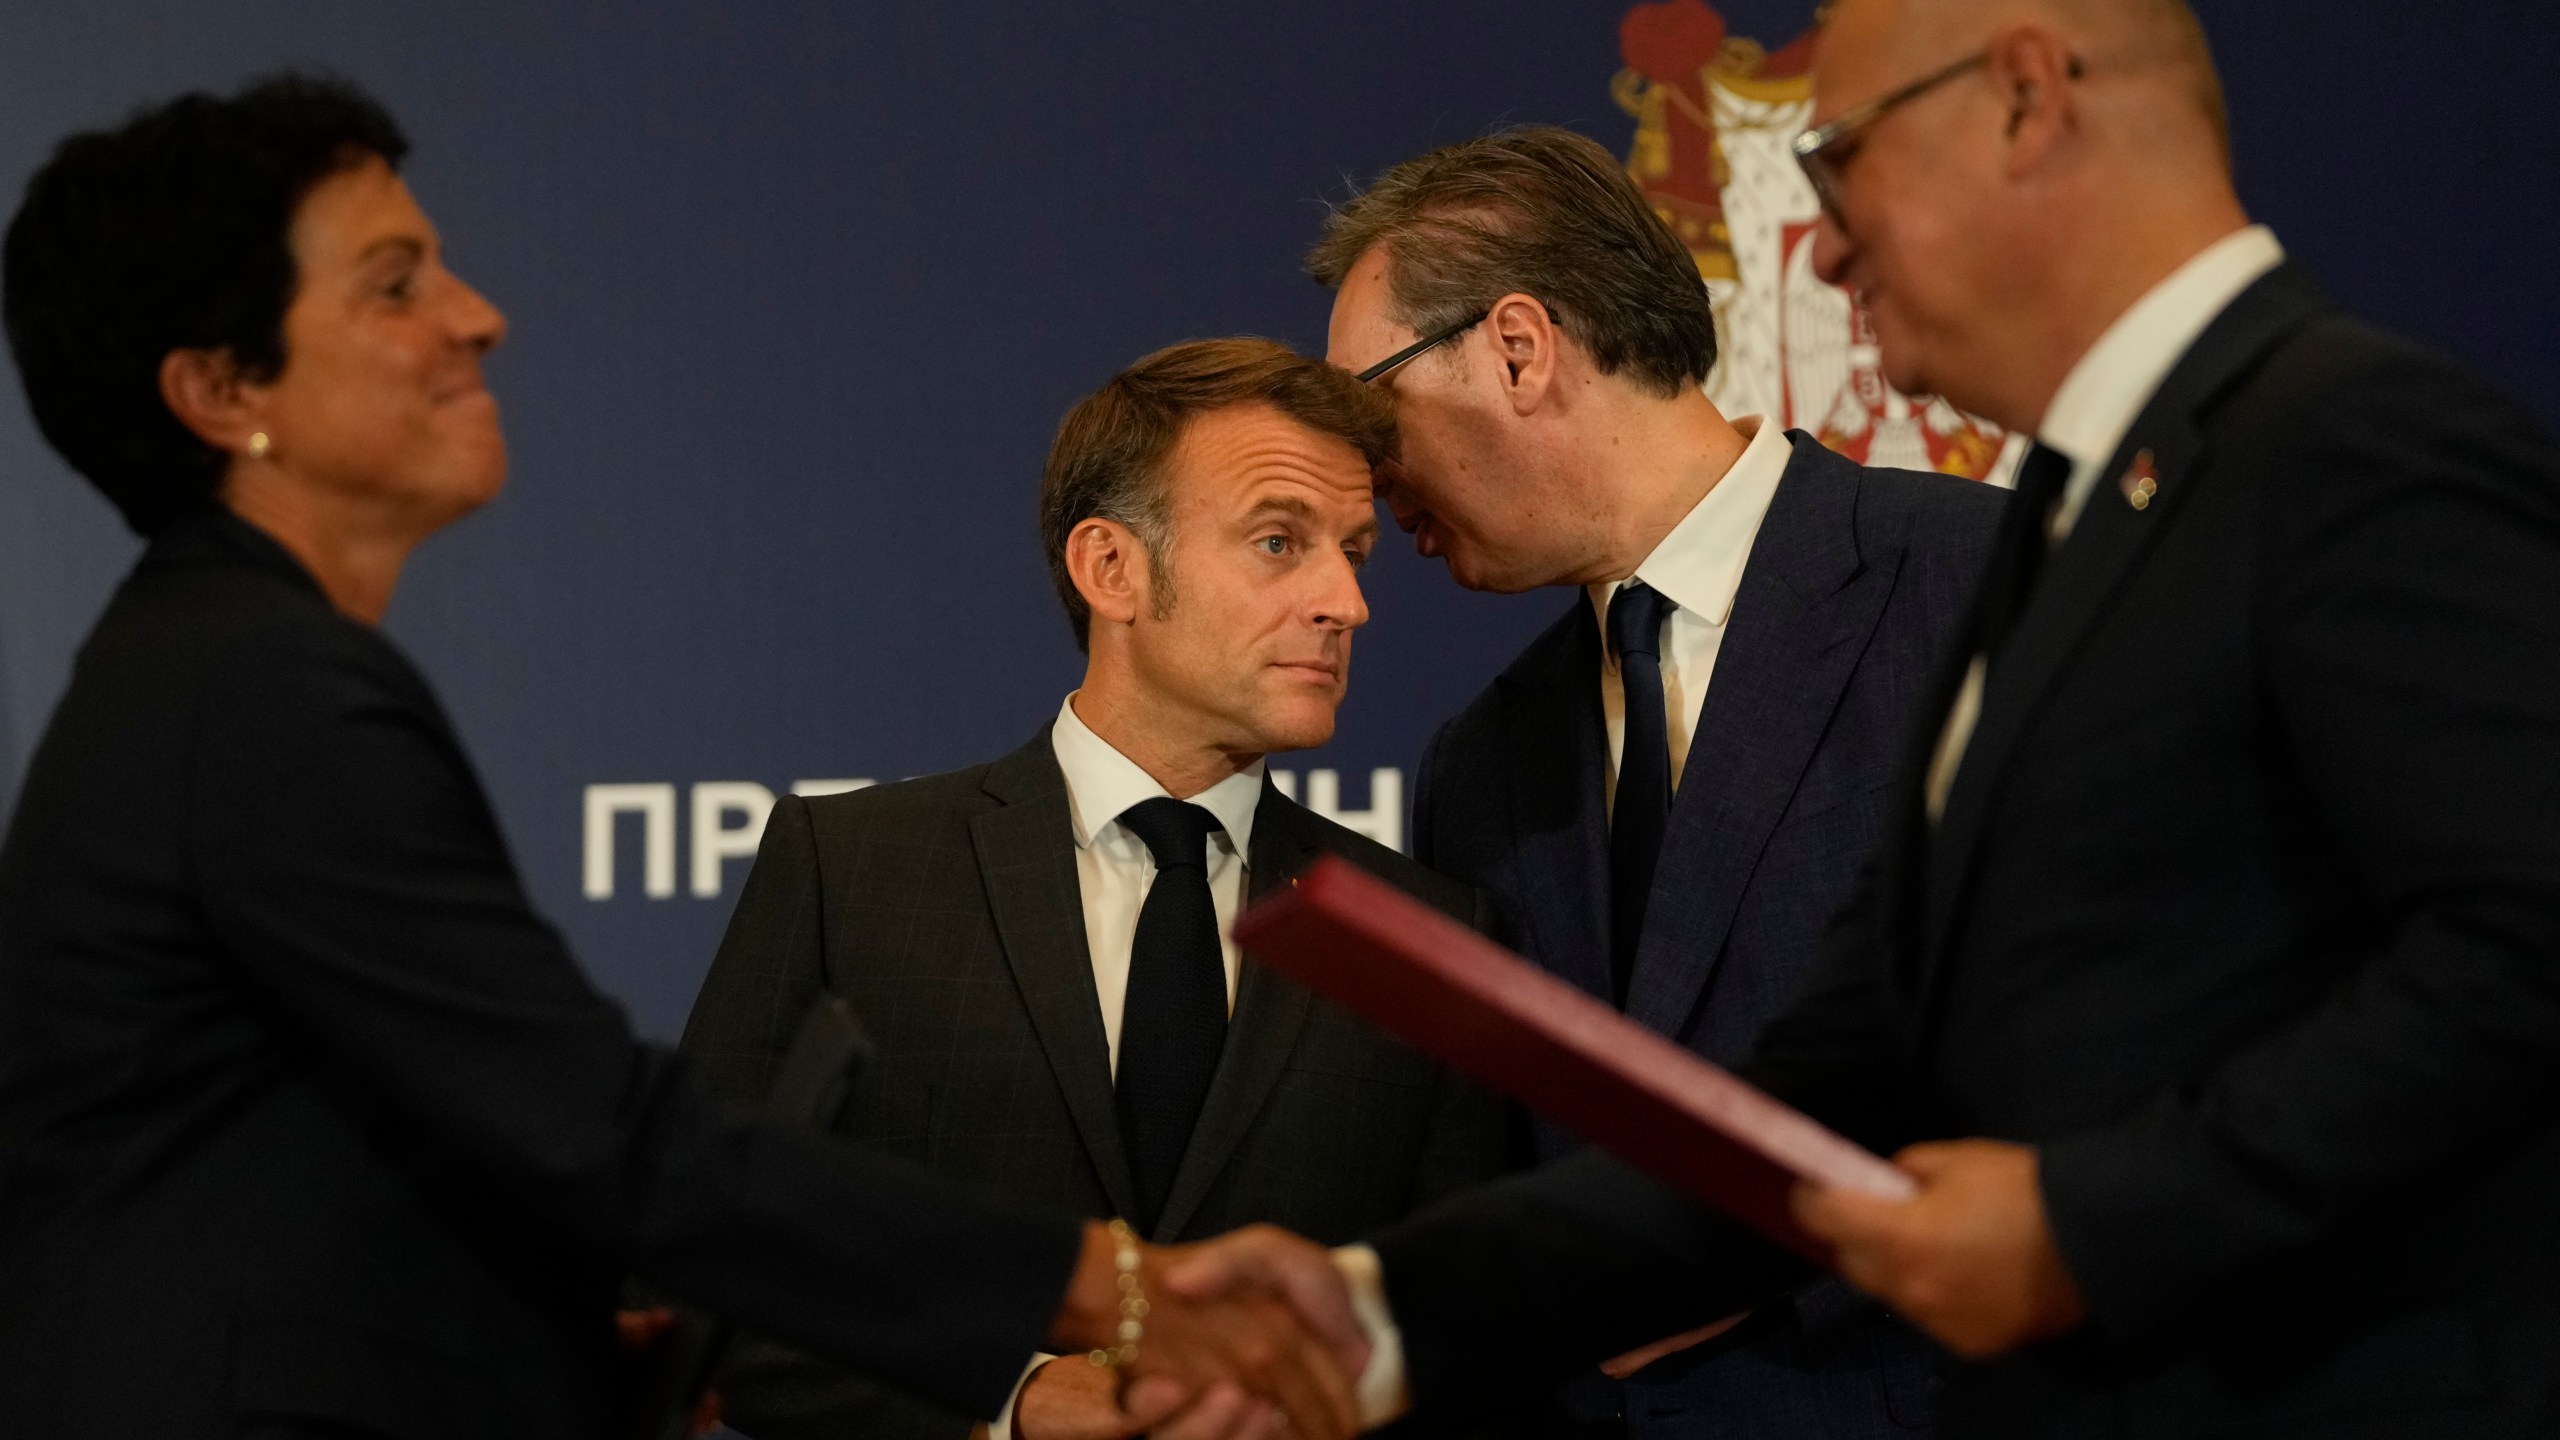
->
[1355,310,1490,384]
[1791,52,1988,223]
[1792,49,2086,224]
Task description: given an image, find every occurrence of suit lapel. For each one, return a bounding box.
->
[1923,265,2335,967]
[1153,781,1316,1239]
[972,734,1141,1221]
[1490,604,1617,1000]
[1625,440,1898,1042]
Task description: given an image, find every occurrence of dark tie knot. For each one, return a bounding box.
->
[1607,580,1676,664]
[1987,441,2080,647]
[1117,797,1222,872]
[2016,441,2074,512]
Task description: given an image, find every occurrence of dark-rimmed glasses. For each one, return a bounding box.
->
[1355,310,1490,384]
[1792,49,2086,224]
[1791,51,1989,223]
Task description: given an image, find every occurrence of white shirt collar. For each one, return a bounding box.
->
[1587,413,1791,636]
[2038,225,2284,531]
[1051,694,1264,858]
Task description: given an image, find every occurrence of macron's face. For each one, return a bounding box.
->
[1125,404,1378,757]
[1325,248,1538,593]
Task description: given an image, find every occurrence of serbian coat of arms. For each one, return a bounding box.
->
[1613,0,2019,483]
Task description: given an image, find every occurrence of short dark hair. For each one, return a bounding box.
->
[1306,125,1717,399]
[1040,337,1395,652]
[4,72,409,534]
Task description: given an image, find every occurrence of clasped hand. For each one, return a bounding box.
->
[1034,1140,2091,1436]
[1043,1222,1367,1440]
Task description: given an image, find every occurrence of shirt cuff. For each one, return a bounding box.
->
[988,1352,1054,1440]
[1332,1244,1410,1428]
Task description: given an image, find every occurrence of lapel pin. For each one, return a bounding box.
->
[2121,449,2159,512]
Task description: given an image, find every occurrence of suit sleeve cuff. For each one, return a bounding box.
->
[1333,1245,1411,1428]
[988,1353,1054,1440]
[2036,1122,2273,1360]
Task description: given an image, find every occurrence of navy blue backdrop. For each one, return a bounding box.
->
[1,1,2553,1040]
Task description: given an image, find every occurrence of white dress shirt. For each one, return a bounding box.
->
[990,695,1266,1440]
[1590,413,1793,809]
[2039,225,2287,544]
[1925,226,2286,819]
[1051,693,1262,1070]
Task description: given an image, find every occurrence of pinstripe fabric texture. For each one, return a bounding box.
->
[683,730,1518,1440]
[1410,435,2006,1440]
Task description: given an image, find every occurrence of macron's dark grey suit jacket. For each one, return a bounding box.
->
[682,733,1520,1440]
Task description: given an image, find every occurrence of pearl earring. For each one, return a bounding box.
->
[247,432,272,460]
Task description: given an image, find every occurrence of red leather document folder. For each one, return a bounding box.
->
[1235,857,1914,1262]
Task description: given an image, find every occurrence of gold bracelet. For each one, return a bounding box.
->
[1086,1218,1147,1368]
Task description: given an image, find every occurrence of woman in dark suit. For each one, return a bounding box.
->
[0,75,1351,1440]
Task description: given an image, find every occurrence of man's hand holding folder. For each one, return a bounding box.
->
[1793,1139,2086,1358]
[1232,858,2087,1372]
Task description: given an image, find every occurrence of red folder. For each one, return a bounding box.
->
[1234,857,1913,1262]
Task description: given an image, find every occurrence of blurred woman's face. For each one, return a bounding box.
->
[244,155,508,529]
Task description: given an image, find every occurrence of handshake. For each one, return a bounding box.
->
[1036,1220,1380,1440]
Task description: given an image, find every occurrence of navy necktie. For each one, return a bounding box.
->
[1112,797,1228,1234]
[1606,580,1677,1009]
[1987,442,2075,661]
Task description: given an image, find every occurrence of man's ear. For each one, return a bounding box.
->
[1985,23,2079,177]
[1065,516,1151,635]
[158,346,270,459]
[1485,291,1560,419]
